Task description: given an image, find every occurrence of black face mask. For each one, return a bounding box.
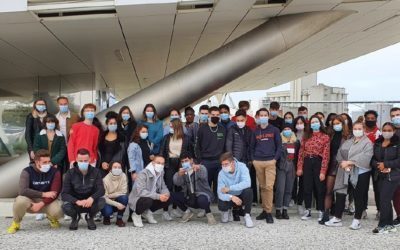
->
[365,120,376,128]
[210,117,220,124]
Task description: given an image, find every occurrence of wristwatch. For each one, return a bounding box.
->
[229,195,233,200]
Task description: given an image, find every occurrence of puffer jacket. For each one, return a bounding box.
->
[371,135,400,180]
[225,125,253,163]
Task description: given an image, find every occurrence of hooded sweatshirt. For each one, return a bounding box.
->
[103,171,128,207]
[217,160,251,201]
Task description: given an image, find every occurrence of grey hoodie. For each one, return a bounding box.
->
[128,163,170,211]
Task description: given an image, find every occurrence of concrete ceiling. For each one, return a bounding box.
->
[1,0,400,100]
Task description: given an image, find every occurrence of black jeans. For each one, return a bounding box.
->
[62,197,105,218]
[218,188,253,214]
[202,159,221,200]
[335,172,370,220]
[378,175,400,227]
[135,192,186,215]
[164,158,182,209]
[173,192,212,213]
[303,157,326,211]
[292,176,304,205]
[249,163,258,203]
[372,168,380,211]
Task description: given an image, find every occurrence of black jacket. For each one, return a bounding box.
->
[61,164,105,203]
[225,125,253,163]
[98,132,127,171]
[371,135,400,179]
[160,134,193,168]
[25,113,52,152]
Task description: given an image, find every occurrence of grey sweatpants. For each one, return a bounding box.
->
[275,160,296,210]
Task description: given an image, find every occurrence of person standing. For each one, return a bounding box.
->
[269,101,284,131]
[219,104,235,130]
[140,104,163,154]
[232,101,256,131]
[55,96,79,141]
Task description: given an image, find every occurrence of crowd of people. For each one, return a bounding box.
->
[6,97,400,235]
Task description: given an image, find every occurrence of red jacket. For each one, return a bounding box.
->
[232,115,256,131]
[67,122,99,164]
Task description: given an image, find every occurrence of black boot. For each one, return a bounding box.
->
[85,214,97,230]
[256,211,268,220]
[275,210,283,219]
[319,210,330,225]
[232,209,241,221]
[69,213,81,231]
[282,209,289,220]
[266,213,274,224]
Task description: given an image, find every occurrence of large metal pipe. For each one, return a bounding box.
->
[97,11,350,121]
[0,11,349,198]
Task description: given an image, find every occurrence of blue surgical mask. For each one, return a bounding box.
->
[78,162,89,171]
[270,111,278,117]
[182,161,191,170]
[392,117,400,127]
[282,130,293,138]
[200,114,208,122]
[170,115,180,121]
[301,114,308,120]
[333,124,343,132]
[311,123,321,132]
[285,119,293,124]
[84,111,95,120]
[40,164,51,173]
[108,124,118,132]
[122,114,130,121]
[140,132,148,139]
[169,127,174,134]
[146,112,154,119]
[59,105,69,113]
[259,117,268,125]
[220,113,229,121]
[46,123,55,130]
[36,105,46,112]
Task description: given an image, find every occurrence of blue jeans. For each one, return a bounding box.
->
[101,195,129,219]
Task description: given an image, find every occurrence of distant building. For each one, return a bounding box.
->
[261,73,348,116]
[351,103,393,127]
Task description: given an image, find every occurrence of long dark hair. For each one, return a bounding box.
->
[293,116,306,133]
[118,106,137,127]
[327,115,351,140]
[303,115,327,140]
[340,113,353,131]
[376,122,398,144]
[142,104,158,122]
[325,113,337,127]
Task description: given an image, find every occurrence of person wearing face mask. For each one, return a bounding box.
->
[298,106,309,123]
[196,106,226,201]
[98,112,126,178]
[7,150,63,234]
[226,110,256,210]
[218,104,235,130]
[297,115,330,222]
[33,116,66,171]
[269,101,284,131]
[250,108,282,224]
[325,113,337,128]
[389,108,400,227]
[160,119,193,219]
[325,122,373,230]
[139,104,163,155]
[67,103,101,168]
[292,116,307,215]
[184,106,199,149]
[163,108,188,136]
[371,122,400,234]
[275,124,300,220]
[55,96,79,141]
[283,112,295,126]
[232,100,256,131]
[128,156,185,227]
[101,161,128,227]
[217,152,254,228]
[319,116,351,225]
[62,149,105,231]
[173,153,217,225]
[117,106,137,146]
[25,98,51,162]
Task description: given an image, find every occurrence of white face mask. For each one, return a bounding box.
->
[154,163,164,173]
[382,132,394,140]
[111,168,123,176]
[353,129,364,138]
[40,164,51,173]
[296,124,305,131]
[236,122,246,129]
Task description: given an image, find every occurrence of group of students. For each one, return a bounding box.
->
[6,97,400,235]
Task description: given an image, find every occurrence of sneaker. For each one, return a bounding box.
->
[297,205,305,216]
[36,213,46,221]
[143,210,158,224]
[162,211,173,221]
[244,214,254,228]
[301,210,311,220]
[282,209,290,220]
[116,219,126,227]
[206,213,217,225]
[47,216,60,229]
[7,221,20,234]
[132,213,143,228]
[362,210,368,220]
[266,213,274,224]
[197,210,206,218]
[393,217,400,227]
[325,217,342,227]
[85,214,97,230]
[221,211,229,223]
[69,214,81,231]
[94,212,102,222]
[349,219,361,230]
[375,211,380,221]
[256,211,268,220]
[180,210,194,223]
[275,210,283,220]
[228,210,234,222]
[171,209,183,218]
[64,215,71,221]
[319,211,330,225]
[318,211,324,222]
[103,217,111,225]
[373,225,397,234]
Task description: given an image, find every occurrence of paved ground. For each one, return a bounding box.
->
[0,206,398,250]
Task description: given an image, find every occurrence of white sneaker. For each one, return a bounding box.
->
[318,211,323,222]
[325,217,343,227]
[349,219,361,230]
[301,210,311,220]
[298,205,305,216]
[244,214,254,228]
[289,200,295,208]
[221,211,229,223]
[36,213,45,221]
[228,210,234,222]
[197,210,206,218]
[171,209,183,218]
[64,215,71,221]
[162,211,173,221]
[180,210,194,223]
[143,210,158,224]
[132,213,143,228]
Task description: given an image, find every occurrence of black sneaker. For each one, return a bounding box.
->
[85,214,97,230]
[266,213,274,224]
[256,211,268,220]
[319,211,330,225]
[393,217,400,228]
[282,209,289,220]
[69,214,81,231]
[275,210,283,220]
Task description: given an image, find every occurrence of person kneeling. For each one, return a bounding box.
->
[7,150,63,234]
[217,152,254,228]
[61,148,105,230]
[101,161,128,227]
[173,153,217,225]
[128,155,175,228]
